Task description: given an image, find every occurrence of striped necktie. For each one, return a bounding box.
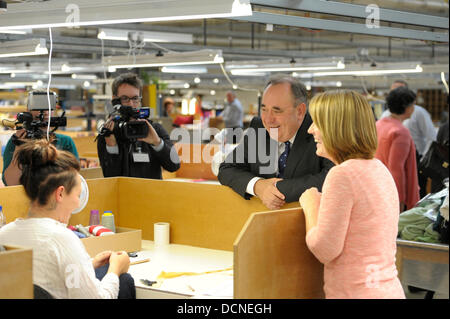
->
[277,141,291,178]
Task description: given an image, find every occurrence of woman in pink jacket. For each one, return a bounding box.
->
[300,90,405,299]
[375,86,420,211]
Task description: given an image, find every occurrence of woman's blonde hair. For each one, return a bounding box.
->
[309,90,378,164]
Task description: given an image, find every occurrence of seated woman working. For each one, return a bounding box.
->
[0,138,134,298]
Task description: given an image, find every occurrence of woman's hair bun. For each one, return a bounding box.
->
[16,138,58,169]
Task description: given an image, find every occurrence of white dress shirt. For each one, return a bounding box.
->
[246,133,297,196]
[0,217,119,299]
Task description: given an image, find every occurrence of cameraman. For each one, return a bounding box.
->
[2,110,79,186]
[96,73,180,179]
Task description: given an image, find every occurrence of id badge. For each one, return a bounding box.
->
[132,152,150,163]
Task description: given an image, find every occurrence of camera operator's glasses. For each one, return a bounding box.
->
[119,96,142,104]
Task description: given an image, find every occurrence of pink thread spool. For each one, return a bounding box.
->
[89,210,100,226]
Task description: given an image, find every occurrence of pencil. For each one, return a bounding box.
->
[130,258,150,266]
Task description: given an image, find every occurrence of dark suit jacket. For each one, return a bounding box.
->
[218,113,334,202]
[97,120,180,179]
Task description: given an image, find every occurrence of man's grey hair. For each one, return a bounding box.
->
[392,79,409,88]
[264,74,308,107]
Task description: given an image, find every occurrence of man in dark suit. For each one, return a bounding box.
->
[218,75,334,210]
[97,72,180,179]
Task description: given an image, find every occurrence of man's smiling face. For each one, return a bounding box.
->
[261,82,306,142]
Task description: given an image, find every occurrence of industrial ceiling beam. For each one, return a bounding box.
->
[232,12,449,42]
[250,0,449,29]
[97,23,448,54]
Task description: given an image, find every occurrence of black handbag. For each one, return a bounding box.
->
[419,140,449,182]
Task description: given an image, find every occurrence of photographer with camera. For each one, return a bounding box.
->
[96,73,180,179]
[2,91,79,187]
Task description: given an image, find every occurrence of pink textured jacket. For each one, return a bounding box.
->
[375,117,420,210]
[306,159,405,299]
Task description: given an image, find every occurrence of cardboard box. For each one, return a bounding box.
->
[81,227,142,257]
[0,245,33,299]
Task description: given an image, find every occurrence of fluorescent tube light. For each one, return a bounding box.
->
[104,50,224,69]
[227,57,345,75]
[161,66,208,74]
[71,74,98,80]
[0,0,252,31]
[293,63,423,77]
[0,29,32,35]
[98,28,193,44]
[0,38,48,58]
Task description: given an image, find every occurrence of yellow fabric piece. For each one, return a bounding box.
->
[157,267,233,280]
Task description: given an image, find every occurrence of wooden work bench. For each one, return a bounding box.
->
[0,177,323,299]
[396,238,449,295]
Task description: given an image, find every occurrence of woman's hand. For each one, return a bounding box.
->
[107,251,130,276]
[299,187,322,233]
[92,250,113,269]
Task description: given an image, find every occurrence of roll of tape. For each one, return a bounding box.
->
[154,222,170,247]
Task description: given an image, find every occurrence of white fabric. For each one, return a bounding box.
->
[380,105,437,155]
[440,192,449,221]
[0,218,119,299]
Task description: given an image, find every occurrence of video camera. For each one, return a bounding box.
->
[1,91,67,145]
[99,99,151,141]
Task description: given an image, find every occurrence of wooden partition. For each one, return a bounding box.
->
[116,177,298,251]
[55,131,98,157]
[80,167,104,179]
[172,143,219,180]
[71,135,98,158]
[0,245,33,299]
[0,178,325,298]
[0,178,119,226]
[234,208,324,299]
[0,177,298,251]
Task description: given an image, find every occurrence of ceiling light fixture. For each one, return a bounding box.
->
[161,66,208,74]
[226,57,345,75]
[98,28,193,44]
[104,49,224,69]
[0,38,48,58]
[0,29,32,35]
[0,0,252,31]
[293,62,423,78]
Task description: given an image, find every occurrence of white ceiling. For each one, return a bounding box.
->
[0,0,448,92]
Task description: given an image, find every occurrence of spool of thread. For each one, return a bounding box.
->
[75,224,92,237]
[73,231,86,239]
[101,211,116,233]
[154,222,170,247]
[89,210,100,226]
[89,225,114,237]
